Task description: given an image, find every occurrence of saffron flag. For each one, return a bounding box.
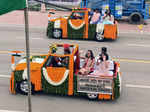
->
[0,0,26,15]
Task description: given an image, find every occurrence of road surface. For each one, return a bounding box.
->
[0,24,150,112]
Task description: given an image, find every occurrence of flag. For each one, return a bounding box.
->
[0,0,26,15]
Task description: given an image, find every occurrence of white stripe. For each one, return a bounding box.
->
[126,84,150,89]
[128,44,150,48]
[32,38,43,40]
[0,75,10,78]
[0,110,23,112]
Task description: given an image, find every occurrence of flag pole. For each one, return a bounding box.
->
[24,1,32,112]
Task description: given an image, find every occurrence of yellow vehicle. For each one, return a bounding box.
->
[10,44,121,100]
[47,8,118,42]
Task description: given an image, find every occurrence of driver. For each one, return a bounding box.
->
[47,44,61,67]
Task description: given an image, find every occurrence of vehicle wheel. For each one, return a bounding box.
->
[53,29,62,39]
[87,93,98,100]
[95,32,104,42]
[129,12,143,24]
[16,81,34,95]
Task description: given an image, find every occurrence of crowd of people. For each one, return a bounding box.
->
[79,47,114,76]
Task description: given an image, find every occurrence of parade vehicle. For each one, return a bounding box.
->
[10,43,121,100]
[46,8,118,42]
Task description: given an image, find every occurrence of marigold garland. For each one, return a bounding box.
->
[68,20,85,30]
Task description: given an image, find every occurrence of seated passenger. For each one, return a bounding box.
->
[79,50,95,75]
[102,9,114,25]
[96,9,115,35]
[92,52,113,76]
[96,47,111,64]
[90,9,101,24]
[62,44,71,67]
[64,44,71,54]
[47,44,61,67]
[72,13,82,19]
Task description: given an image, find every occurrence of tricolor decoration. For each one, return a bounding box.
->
[42,67,69,86]
[68,20,85,30]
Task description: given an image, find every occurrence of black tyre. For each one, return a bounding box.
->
[87,93,98,100]
[129,12,143,24]
[95,32,104,42]
[53,29,62,39]
[16,80,34,95]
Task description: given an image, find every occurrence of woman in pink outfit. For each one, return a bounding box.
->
[79,50,95,75]
[90,9,101,24]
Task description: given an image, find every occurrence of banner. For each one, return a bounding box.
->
[77,75,113,94]
[0,0,26,15]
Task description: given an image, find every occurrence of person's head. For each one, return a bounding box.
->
[105,9,111,16]
[101,47,107,53]
[101,52,109,61]
[85,50,94,59]
[93,9,96,12]
[49,44,57,53]
[64,44,71,54]
[95,9,99,13]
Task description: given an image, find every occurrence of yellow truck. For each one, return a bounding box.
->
[47,8,118,42]
[10,43,121,100]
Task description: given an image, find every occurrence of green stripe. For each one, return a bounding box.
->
[0,0,26,15]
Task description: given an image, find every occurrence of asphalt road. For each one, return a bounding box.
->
[0,25,150,112]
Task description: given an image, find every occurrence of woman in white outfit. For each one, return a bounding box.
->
[92,52,113,76]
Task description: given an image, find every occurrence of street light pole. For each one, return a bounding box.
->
[24,5,32,112]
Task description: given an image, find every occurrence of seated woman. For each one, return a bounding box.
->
[92,52,113,76]
[102,9,114,25]
[90,9,101,24]
[96,9,114,35]
[79,50,95,75]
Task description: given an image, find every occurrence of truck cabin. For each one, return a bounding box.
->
[44,44,80,73]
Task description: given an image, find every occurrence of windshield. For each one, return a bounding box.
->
[70,12,85,19]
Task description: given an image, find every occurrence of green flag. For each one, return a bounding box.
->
[0,0,26,15]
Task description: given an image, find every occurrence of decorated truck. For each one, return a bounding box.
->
[46,8,118,42]
[10,43,121,100]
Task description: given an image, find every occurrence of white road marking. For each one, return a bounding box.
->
[31,38,43,40]
[0,110,23,112]
[0,75,10,78]
[126,84,150,89]
[13,36,43,40]
[128,44,150,48]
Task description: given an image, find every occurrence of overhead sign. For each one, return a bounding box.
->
[77,75,113,94]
